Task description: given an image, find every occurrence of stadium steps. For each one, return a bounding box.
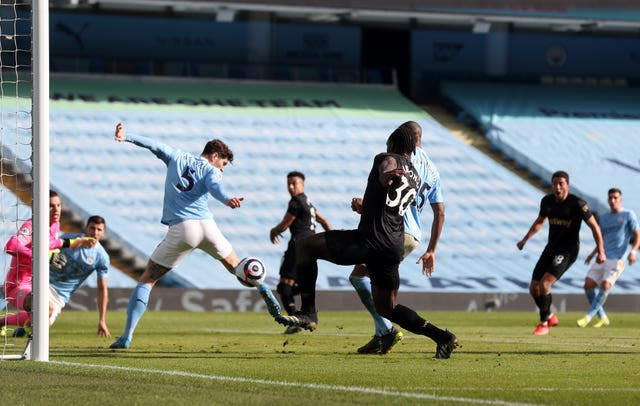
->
[420,102,547,191]
[0,154,142,285]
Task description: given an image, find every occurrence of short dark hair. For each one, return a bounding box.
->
[87,215,105,227]
[50,190,58,198]
[608,187,622,195]
[202,139,234,162]
[387,125,416,156]
[552,170,569,183]
[399,121,422,142]
[287,171,305,181]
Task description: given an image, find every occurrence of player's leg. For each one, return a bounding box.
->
[277,241,298,316]
[535,250,575,334]
[370,266,457,359]
[529,251,551,332]
[349,264,398,353]
[294,232,330,316]
[590,260,622,326]
[199,219,282,318]
[529,273,551,334]
[5,289,33,337]
[112,223,190,349]
[350,234,416,352]
[111,261,165,349]
[275,230,365,330]
[0,286,30,327]
[48,286,65,327]
[578,266,600,327]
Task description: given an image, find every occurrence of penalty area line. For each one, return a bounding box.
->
[52,360,539,406]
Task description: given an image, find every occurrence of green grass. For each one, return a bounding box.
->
[2,310,639,405]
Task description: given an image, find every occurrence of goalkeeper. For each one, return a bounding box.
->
[0,191,95,336]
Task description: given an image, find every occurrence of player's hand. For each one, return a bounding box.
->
[49,250,67,270]
[97,321,111,337]
[69,237,97,249]
[382,168,404,186]
[628,250,637,265]
[516,239,526,250]
[226,196,244,209]
[584,253,594,265]
[596,252,606,264]
[270,228,281,244]
[351,197,363,214]
[417,251,436,277]
[114,123,126,142]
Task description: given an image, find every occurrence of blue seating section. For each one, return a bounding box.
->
[7,79,633,293]
[0,183,135,288]
[441,81,640,221]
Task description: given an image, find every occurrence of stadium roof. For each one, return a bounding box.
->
[52,0,640,34]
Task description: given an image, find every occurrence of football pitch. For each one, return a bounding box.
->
[2,310,639,405]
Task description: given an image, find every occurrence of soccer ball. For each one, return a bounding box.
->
[234,256,266,287]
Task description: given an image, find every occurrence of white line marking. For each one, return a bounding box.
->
[52,360,540,406]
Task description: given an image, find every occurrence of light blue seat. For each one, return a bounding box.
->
[9,80,622,293]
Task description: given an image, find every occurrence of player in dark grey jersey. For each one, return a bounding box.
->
[517,170,605,336]
[270,171,331,333]
[276,126,458,359]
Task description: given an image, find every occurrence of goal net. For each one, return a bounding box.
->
[1,0,48,361]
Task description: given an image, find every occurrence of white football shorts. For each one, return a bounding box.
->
[49,286,66,326]
[403,233,420,259]
[586,258,625,286]
[150,219,233,269]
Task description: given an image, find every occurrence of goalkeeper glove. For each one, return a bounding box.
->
[62,236,97,249]
[49,249,67,270]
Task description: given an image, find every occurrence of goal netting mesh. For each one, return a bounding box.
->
[0,0,33,360]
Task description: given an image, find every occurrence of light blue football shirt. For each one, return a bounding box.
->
[598,209,639,259]
[50,233,110,303]
[404,146,443,243]
[127,134,231,226]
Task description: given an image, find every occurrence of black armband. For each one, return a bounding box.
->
[62,238,71,248]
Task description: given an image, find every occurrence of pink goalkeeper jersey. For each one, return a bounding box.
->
[4,219,62,292]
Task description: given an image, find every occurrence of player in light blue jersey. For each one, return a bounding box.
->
[577,188,640,328]
[349,121,446,354]
[49,215,111,336]
[109,123,280,349]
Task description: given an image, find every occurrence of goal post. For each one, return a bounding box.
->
[32,0,51,362]
[0,0,49,361]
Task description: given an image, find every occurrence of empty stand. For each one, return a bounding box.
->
[441,81,640,219]
[3,77,621,293]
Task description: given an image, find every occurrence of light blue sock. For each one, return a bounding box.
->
[122,283,152,340]
[587,289,610,319]
[585,288,596,312]
[349,274,393,336]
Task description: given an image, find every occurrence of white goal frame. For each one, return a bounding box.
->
[32,0,51,362]
[0,0,50,361]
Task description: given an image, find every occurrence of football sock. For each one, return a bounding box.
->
[539,294,552,322]
[122,283,151,340]
[585,288,596,307]
[587,289,610,318]
[277,282,296,315]
[349,274,393,336]
[533,295,545,320]
[390,304,446,343]
[585,288,607,318]
[297,260,318,314]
